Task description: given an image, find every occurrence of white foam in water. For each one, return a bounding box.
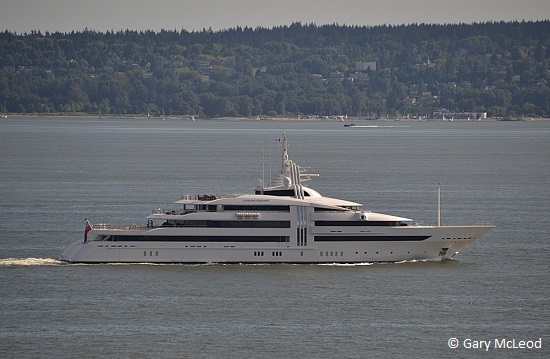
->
[0,258,63,266]
[317,262,375,266]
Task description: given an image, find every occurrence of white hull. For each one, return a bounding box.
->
[60,225,492,264]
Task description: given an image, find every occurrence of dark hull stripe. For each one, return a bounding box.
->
[111,235,289,242]
[314,236,431,242]
[104,235,431,242]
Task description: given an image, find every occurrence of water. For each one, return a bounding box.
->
[1,117,548,358]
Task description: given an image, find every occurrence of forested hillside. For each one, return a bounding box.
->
[1,21,549,118]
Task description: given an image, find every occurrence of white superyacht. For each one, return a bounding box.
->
[60,133,493,264]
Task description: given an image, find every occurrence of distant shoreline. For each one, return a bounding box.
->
[2,113,549,121]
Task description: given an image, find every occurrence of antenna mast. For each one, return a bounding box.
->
[437,183,441,226]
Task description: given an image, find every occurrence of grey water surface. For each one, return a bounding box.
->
[1,117,548,358]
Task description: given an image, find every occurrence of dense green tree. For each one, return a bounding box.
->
[0,21,549,117]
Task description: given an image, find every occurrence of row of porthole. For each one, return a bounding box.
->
[319,251,416,256]
[97,245,135,248]
[255,251,305,257]
[143,251,158,256]
[355,250,428,255]
[320,251,344,257]
[356,251,401,255]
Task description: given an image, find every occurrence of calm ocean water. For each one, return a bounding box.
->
[0,117,548,358]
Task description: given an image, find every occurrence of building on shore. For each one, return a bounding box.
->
[433,110,487,120]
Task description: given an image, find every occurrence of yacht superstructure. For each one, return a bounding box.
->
[59,133,493,264]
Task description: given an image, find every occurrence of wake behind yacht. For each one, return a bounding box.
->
[59,133,493,264]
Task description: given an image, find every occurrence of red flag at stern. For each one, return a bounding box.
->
[84,219,92,243]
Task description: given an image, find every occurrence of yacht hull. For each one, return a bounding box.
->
[59,225,492,264]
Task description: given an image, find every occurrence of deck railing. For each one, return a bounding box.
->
[92,224,147,231]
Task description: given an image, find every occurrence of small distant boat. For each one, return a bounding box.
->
[344,123,357,127]
[0,115,7,119]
